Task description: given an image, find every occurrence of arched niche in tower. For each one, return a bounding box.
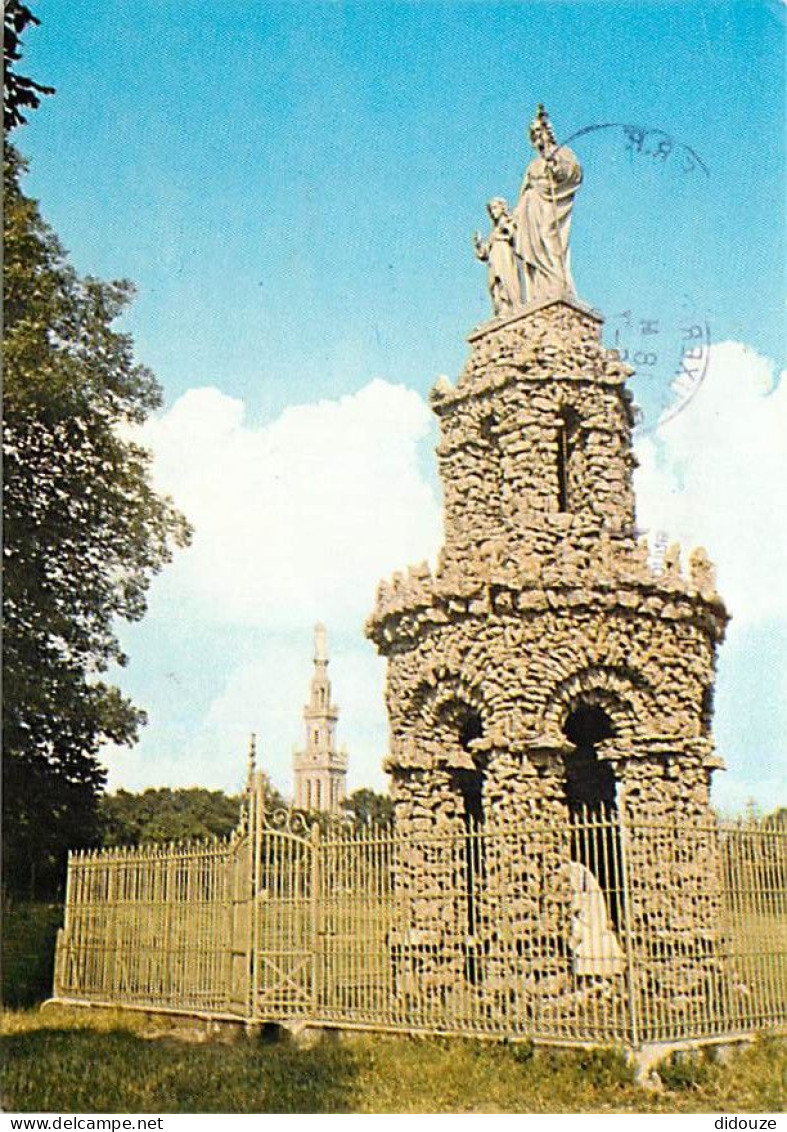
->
[556,404,582,514]
[563,704,616,811]
[403,674,488,785]
[476,411,503,536]
[542,664,656,744]
[435,699,487,986]
[562,703,621,928]
[431,697,487,821]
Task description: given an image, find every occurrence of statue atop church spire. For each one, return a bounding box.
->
[515,104,583,303]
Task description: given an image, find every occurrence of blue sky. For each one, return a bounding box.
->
[18,1,786,812]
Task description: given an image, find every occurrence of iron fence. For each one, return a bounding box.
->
[52,789,786,1048]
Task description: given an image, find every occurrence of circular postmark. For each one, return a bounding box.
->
[605,300,712,432]
[561,122,709,179]
[557,123,713,433]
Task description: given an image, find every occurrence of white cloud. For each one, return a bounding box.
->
[136,379,442,629]
[632,340,787,812]
[195,639,388,797]
[634,341,786,624]
[108,347,785,810]
[105,380,440,797]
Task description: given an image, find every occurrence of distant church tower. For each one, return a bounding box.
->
[293,624,348,814]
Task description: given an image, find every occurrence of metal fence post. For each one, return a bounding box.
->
[52,851,73,998]
[247,782,262,1023]
[310,820,321,1019]
[617,803,640,1049]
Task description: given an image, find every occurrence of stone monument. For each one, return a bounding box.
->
[513,103,583,304]
[473,198,521,315]
[366,107,729,1019]
[293,623,348,815]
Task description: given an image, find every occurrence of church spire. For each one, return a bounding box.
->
[293,624,348,814]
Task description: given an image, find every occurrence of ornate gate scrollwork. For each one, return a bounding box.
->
[251,799,318,1018]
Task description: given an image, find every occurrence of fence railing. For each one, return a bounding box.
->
[52,792,786,1048]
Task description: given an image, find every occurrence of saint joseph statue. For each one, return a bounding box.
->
[513,105,583,305]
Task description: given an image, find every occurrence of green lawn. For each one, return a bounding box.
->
[1,1005,784,1113]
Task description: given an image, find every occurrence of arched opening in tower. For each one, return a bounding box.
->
[447,707,486,985]
[456,711,485,824]
[556,405,581,513]
[562,704,622,929]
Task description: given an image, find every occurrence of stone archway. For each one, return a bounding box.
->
[542,664,657,743]
[432,696,488,986]
[562,702,621,930]
[563,703,617,813]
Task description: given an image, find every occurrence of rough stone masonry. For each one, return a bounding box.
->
[365,107,729,1023]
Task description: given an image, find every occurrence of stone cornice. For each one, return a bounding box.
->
[466,295,604,344]
[366,568,728,651]
[430,365,634,416]
[427,294,634,415]
[385,734,724,772]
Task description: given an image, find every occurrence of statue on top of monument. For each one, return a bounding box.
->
[473,197,522,316]
[513,104,583,305]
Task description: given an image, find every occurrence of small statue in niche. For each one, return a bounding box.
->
[473,197,521,316]
[514,104,583,304]
[568,861,625,978]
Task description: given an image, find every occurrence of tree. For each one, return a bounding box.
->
[342,788,394,827]
[99,789,245,847]
[4,2,54,130]
[3,41,191,897]
[99,779,291,848]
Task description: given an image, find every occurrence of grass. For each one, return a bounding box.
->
[1,1005,784,1113]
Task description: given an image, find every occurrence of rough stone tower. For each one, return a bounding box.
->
[367,289,728,827]
[366,110,729,1009]
[293,624,348,815]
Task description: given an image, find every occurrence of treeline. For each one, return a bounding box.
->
[99,788,245,847]
[98,785,393,850]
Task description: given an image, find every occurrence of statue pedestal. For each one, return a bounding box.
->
[467,294,603,344]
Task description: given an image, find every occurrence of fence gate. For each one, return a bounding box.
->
[251,796,316,1019]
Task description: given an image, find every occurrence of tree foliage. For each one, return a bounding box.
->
[341,788,394,827]
[2,147,192,898]
[99,788,244,847]
[99,778,289,847]
[4,1,54,130]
